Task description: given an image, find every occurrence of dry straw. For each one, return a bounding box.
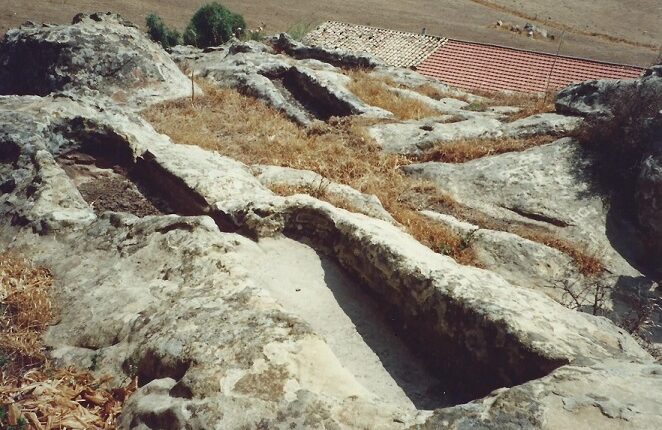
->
[0,253,136,429]
[142,79,603,275]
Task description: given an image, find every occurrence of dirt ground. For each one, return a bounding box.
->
[57,151,171,217]
[1,0,659,65]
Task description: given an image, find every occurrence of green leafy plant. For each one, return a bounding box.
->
[183,24,198,46]
[187,2,246,48]
[145,13,181,49]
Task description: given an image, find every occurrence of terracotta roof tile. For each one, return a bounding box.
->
[304,21,444,68]
[417,39,645,93]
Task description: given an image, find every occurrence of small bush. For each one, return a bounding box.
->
[188,2,246,48]
[183,24,198,46]
[146,13,181,49]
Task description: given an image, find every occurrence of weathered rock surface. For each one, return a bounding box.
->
[369,116,501,154]
[421,360,662,429]
[289,65,392,119]
[405,138,636,275]
[370,66,484,103]
[557,66,662,262]
[419,210,583,301]
[389,87,472,115]
[176,41,391,126]
[251,164,395,223]
[405,138,661,344]
[1,15,660,430]
[271,32,381,68]
[1,90,657,428]
[369,113,581,155]
[169,34,585,156]
[555,66,660,118]
[0,13,192,108]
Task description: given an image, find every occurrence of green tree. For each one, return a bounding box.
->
[188,2,246,48]
[183,24,198,46]
[145,13,181,49]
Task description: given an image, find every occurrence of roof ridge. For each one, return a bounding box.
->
[316,20,445,42]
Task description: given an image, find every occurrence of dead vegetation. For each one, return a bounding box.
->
[0,254,52,375]
[554,275,661,360]
[414,135,557,163]
[267,183,367,217]
[470,89,557,121]
[0,252,136,429]
[408,84,556,121]
[143,81,476,264]
[412,84,472,103]
[142,80,602,274]
[511,229,604,275]
[420,194,605,276]
[346,71,442,120]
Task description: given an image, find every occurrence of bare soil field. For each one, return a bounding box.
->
[1,0,660,65]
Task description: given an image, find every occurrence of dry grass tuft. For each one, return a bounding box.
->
[346,71,442,120]
[143,81,476,263]
[268,183,365,216]
[404,84,555,121]
[415,135,557,163]
[412,84,472,103]
[0,253,52,373]
[0,252,136,429]
[511,229,605,275]
[142,80,603,274]
[468,89,557,121]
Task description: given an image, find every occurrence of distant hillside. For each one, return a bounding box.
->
[1,0,659,65]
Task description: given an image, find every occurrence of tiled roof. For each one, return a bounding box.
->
[417,39,645,93]
[304,21,445,68]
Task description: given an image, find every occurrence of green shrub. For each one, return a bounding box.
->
[188,2,246,48]
[166,29,182,47]
[183,24,198,46]
[145,13,181,49]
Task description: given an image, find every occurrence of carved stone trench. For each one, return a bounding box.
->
[278,68,356,120]
[54,125,567,411]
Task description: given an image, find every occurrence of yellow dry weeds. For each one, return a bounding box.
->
[346,70,442,120]
[410,84,556,122]
[510,228,604,275]
[0,253,52,374]
[142,80,602,274]
[415,135,557,163]
[411,84,471,103]
[470,88,557,121]
[0,252,136,429]
[143,81,476,264]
